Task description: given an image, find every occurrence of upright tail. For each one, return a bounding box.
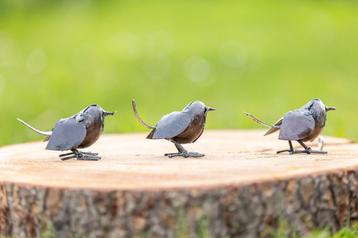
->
[131,99,156,129]
[17,118,52,136]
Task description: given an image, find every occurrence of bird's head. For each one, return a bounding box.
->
[305,99,336,113]
[304,99,335,127]
[183,101,216,116]
[83,104,115,120]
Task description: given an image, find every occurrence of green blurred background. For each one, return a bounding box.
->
[0,0,357,146]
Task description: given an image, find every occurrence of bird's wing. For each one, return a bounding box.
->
[264,117,283,136]
[279,110,315,141]
[149,111,192,139]
[46,118,87,151]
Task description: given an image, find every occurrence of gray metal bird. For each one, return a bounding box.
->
[245,99,336,154]
[17,104,114,161]
[132,99,215,158]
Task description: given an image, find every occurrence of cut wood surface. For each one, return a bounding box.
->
[0,130,355,190]
[1,130,358,238]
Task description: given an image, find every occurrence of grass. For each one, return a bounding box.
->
[306,228,358,238]
[1,224,356,238]
[0,0,357,146]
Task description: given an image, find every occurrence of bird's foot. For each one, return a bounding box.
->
[277,149,295,155]
[277,148,327,155]
[59,151,101,161]
[76,154,101,161]
[80,151,99,156]
[298,149,327,154]
[164,152,205,158]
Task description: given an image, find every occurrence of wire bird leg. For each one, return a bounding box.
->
[164,142,205,158]
[277,140,295,154]
[277,140,327,155]
[59,149,101,161]
[296,140,327,154]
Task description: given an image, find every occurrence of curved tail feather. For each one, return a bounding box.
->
[244,112,281,136]
[132,99,156,129]
[17,118,52,136]
[244,112,273,128]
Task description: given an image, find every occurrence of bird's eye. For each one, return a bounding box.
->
[308,103,314,110]
[83,106,90,112]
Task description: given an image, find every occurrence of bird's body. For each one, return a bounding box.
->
[78,119,102,148]
[18,104,114,160]
[172,113,206,144]
[147,110,206,144]
[278,110,324,142]
[245,99,335,154]
[132,99,215,158]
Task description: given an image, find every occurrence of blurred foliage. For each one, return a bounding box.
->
[0,0,357,145]
[304,227,358,238]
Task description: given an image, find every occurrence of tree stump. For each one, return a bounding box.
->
[0,130,358,238]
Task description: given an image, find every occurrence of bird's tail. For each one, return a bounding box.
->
[244,112,274,128]
[132,99,156,129]
[17,118,52,136]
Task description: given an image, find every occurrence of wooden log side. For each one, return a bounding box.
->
[0,130,357,237]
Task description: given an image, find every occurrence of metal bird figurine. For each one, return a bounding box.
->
[17,104,114,161]
[245,99,336,154]
[132,99,215,158]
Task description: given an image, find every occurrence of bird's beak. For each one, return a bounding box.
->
[103,111,115,117]
[326,106,336,112]
[207,107,216,112]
